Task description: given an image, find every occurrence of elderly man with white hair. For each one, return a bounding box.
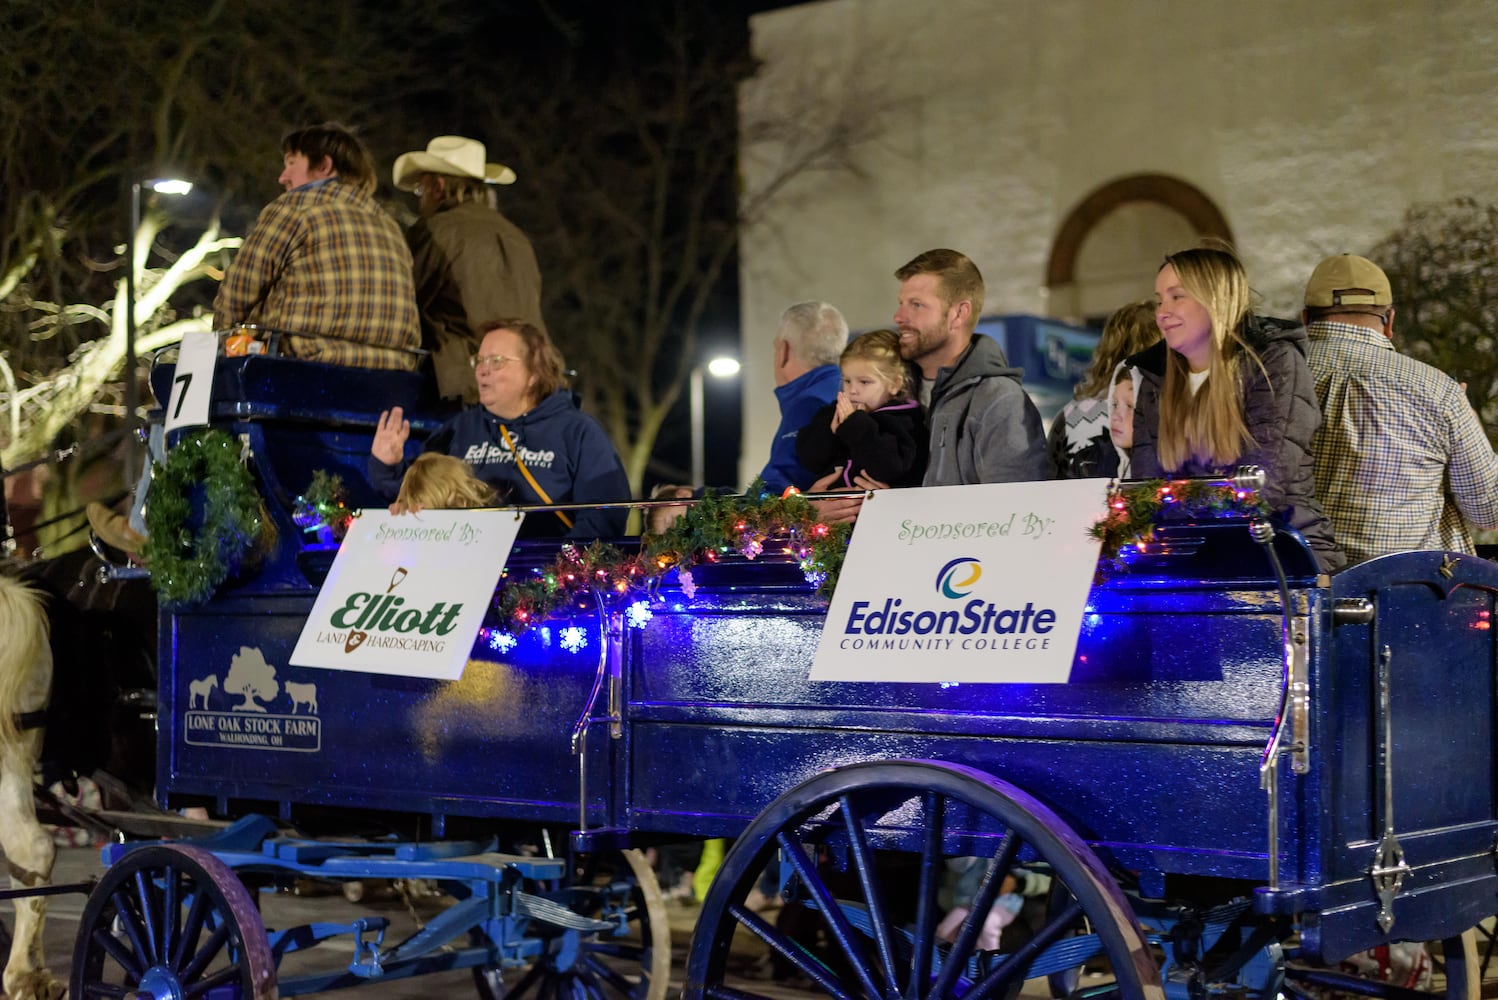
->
[757,300,848,493]
[394,135,545,403]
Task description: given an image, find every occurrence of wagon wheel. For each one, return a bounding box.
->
[474,846,670,1000]
[1282,927,1482,1000]
[71,843,276,1000]
[684,759,1165,1000]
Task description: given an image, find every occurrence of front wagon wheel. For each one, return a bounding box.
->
[71,843,276,1000]
[684,759,1163,1000]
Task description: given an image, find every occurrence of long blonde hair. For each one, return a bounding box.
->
[1154,246,1260,471]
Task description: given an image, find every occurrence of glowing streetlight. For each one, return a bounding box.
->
[124,176,193,486]
[690,355,741,488]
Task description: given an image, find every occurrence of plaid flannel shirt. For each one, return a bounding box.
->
[1307,319,1498,564]
[213,179,420,370]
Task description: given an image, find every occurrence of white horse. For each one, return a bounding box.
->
[189,674,218,709]
[0,573,63,1000]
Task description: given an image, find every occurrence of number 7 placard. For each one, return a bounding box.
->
[165,330,218,433]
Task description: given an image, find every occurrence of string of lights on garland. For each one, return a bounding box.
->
[143,429,265,606]
[292,470,355,542]
[1090,477,1270,563]
[488,483,851,636]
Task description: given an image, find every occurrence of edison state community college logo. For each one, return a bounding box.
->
[838,557,1056,652]
[936,557,982,598]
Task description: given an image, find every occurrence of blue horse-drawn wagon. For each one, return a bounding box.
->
[71,353,1498,1000]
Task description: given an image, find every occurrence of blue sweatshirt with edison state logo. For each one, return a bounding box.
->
[369,388,630,539]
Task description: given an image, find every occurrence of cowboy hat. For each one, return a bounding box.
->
[392,135,517,190]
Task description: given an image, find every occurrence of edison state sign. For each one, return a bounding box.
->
[810,480,1108,684]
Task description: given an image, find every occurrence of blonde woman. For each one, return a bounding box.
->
[1127,246,1344,573]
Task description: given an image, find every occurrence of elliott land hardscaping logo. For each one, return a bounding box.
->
[309,566,465,655]
[184,646,322,752]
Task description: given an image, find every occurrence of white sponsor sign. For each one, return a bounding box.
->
[290,509,523,679]
[164,330,218,432]
[810,480,1109,684]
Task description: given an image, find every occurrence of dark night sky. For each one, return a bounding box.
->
[476,0,785,489]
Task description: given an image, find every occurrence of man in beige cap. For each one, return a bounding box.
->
[1303,253,1498,564]
[393,135,544,403]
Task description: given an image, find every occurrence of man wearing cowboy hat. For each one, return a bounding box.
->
[394,135,545,403]
[214,122,420,370]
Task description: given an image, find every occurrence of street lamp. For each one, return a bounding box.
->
[124,176,193,487]
[689,355,741,489]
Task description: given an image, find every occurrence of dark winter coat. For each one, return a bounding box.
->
[796,398,928,488]
[408,201,545,403]
[758,365,842,493]
[1127,316,1345,573]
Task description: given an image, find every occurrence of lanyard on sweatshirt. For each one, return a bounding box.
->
[499,423,574,529]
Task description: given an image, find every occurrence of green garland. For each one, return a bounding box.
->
[492,484,851,631]
[292,470,354,541]
[143,429,264,606]
[1090,478,1270,562]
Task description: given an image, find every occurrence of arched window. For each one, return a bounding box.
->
[1046,174,1233,324]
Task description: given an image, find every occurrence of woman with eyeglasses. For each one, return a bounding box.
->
[369,318,631,538]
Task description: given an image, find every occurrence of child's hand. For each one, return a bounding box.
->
[831,391,858,430]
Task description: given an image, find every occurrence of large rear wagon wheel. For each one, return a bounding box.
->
[71,843,276,1000]
[684,759,1164,1000]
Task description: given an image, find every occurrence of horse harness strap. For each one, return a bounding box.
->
[14,710,45,731]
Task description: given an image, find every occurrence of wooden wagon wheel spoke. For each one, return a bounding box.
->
[71,845,275,1000]
[685,759,1164,1000]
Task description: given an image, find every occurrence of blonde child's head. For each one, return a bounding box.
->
[839,329,911,411]
[396,453,498,510]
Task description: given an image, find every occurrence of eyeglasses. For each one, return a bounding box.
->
[471,354,522,372]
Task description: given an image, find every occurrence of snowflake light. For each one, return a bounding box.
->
[486,629,517,653]
[626,600,654,629]
[559,626,589,653]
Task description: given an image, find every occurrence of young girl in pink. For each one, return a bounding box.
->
[796,329,928,488]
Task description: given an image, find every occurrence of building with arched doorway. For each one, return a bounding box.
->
[733,0,1498,486]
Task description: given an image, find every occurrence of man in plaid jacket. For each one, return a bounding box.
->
[1304,254,1498,565]
[213,122,420,371]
